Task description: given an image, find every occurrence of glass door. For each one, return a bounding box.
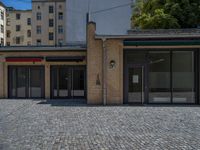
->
[16,67,28,98]
[128,65,144,104]
[71,68,86,98]
[8,66,44,98]
[51,66,86,99]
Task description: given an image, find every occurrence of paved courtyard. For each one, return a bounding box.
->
[0,100,200,150]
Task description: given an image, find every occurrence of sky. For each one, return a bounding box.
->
[1,0,32,10]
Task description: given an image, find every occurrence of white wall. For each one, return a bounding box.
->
[66,0,133,43]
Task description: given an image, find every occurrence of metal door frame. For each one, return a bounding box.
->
[125,64,147,104]
[50,65,86,99]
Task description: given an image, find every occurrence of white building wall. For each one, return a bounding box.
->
[0,5,6,46]
[66,0,133,43]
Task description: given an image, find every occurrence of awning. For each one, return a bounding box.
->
[124,40,200,46]
[6,57,44,62]
[46,56,86,62]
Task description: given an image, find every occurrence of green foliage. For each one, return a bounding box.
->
[132,0,200,29]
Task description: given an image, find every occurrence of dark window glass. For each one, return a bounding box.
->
[149,51,171,103]
[49,19,54,27]
[1,11,4,20]
[7,30,11,38]
[58,25,63,34]
[1,25,3,33]
[27,30,31,37]
[172,51,195,103]
[16,13,20,20]
[16,25,20,31]
[36,26,41,34]
[49,32,54,40]
[36,39,41,45]
[27,18,31,25]
[49,6,54,13]
[16,37,20,44]
[58,12,63,20]
[36,12,41,20]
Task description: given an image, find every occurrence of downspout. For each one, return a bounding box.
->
[102,38,107,105]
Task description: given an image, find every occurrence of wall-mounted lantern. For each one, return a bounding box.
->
[109,60,116,69]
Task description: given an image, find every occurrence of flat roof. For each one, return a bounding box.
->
[95,29,200,39]
[0,46,86,52]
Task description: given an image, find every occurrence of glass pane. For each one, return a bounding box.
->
[149,51,171,103]
[52,67,58,97]
[30,68,42,98]
[128,67,143,103]
[172,51,195,103]
[127,52,146,63]
[17,67,27,98]
[10,68,16,97]
[59,68,68,97]
[72,69,85,97]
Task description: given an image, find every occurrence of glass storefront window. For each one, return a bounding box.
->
[149,51,171,103]
[172,51,195,103]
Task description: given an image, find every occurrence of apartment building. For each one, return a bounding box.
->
[6,9,32,46]
[32,0,66,46]
[0,2,6,46]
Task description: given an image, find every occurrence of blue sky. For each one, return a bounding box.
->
[1,0,31,10]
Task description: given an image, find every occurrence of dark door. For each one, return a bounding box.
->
[126,65,146,104]
[8,66,44,98]
[51,66,86,99]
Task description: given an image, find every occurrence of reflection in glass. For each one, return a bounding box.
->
[59,68,68,97]
[17,68,27,98]
[30,68,42,97]
[149,51,171,103]
[128,67,143,103]
[172,51,195,103]
[72,70,85,97]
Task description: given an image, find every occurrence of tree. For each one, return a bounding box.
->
[132,0,200,29]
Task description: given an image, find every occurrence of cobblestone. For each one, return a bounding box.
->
[0,100,200,150]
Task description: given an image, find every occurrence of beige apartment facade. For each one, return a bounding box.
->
[0,2,6,46]
[32,0,66,46]
[6,10,32,46]
[0,22,200,105]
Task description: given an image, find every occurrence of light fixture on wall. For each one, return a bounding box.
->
[109,60,116,69]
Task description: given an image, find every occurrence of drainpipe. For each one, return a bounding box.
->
[102,38,107,105]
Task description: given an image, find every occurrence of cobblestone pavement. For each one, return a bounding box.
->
[0,100,200,150]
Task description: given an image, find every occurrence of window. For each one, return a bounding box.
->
[0,25,3,33]
[36,26,41,34]
[0,38,4,46]
[59,5,62,9]
[27,30,31,37]
[49,6,54,13]
[36,12,41,20]
[58,25,63,34]
[6,18,10,26]
[1,11,4,20]
[27,41,31,46]
[49,19,54,27]
[16,25,21,31]
[27,18,31,25]
[38,6,40,9]
[172,51,195,103]
[149,51,171,103]
[49,32,54,40]
[16,37,20,44]
[7,30,11,38]
[7,42,10,46]
[58,12,63,20]
[16,13,21,20]
[58,39,63,46]
[36,39,41,46]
